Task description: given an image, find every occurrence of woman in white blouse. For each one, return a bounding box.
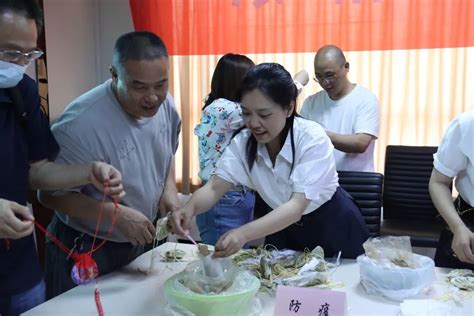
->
[429,110,474,268]
[171,63,369,258]
[194,54,255,246]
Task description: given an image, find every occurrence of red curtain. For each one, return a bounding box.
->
[130,0,474,56]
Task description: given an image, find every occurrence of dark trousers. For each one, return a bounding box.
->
[0,280,45,316]
[44,215,144,299]
[265,187,370,259]
[434,196,474,269]
[434,228,474,269]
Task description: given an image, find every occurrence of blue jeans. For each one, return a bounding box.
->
[196,190,255,246]
[0,280,45,316]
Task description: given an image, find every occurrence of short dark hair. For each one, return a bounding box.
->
[237,63,298,172]
[203,53,254,109]
[0,0,43,32]
[112,31,168,71]
[238,63,297,111]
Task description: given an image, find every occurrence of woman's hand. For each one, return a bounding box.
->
[451,225,474,264]
[214,228,247,257]
[169,206,194,237]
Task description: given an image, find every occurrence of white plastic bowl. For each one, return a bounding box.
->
[357,254,435,301]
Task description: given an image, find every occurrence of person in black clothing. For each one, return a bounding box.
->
[0,1,124,315]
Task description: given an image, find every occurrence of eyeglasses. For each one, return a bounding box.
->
[0,49,44,63]
[313,63,345,84]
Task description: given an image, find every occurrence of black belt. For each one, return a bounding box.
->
[456,195,474,224]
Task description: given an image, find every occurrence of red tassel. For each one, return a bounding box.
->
[71,253,99,285]
[95,285,104,316]
[30,184,118,316]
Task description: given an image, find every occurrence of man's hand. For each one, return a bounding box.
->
[158,190,181,217]
[294,69,309,87]
[89,162,125,200]
[0,198,35,239]
[168,206,194,237]
[115,206,155,246]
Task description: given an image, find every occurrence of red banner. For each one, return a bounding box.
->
[130,0,474,55]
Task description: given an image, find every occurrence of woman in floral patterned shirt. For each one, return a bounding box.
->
[194,54,255,246]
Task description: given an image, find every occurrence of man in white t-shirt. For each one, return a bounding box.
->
[300,45,380,172]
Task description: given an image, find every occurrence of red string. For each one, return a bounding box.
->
[32,184,120,316]
[89,189,108,253]
[88,193,120,255]
[34,221,73,256]
[3,183,118,255]
[33,186,120,258]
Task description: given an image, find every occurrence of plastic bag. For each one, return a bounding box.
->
[362,236,419,268]
[197,245,225,278]
[274,256,331,287]
[233,246,338,290]
[175,269,254,295]
[179,257,237,294]
[357,236,435,301]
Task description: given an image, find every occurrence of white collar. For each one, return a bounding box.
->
[255,125,294,166]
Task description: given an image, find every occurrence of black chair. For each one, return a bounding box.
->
[338,171,384,237]
[380,145,445,247]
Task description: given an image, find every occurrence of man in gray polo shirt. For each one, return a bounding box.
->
[39,31,181,298]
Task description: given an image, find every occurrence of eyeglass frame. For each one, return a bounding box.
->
[313,63,346,84]
[0,48,44,63]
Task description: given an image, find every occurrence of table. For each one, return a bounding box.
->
[25,242,473,315]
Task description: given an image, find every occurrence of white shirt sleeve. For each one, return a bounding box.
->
[299,96,312,119]
[433,117,468,178]
[354,92,380,138]
[212,133,253,188]
[290,127,338,208]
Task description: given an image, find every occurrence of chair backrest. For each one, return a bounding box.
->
[338,171,384,237]
[383,145,438,221]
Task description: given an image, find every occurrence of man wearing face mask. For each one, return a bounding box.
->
[300,45,380,172]
[38,31,181,299]
[0,1,125,314]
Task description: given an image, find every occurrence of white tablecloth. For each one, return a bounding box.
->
[24,242,473,316]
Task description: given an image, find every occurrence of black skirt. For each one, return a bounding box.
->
[434,195,474,269]
[264,187,370,259]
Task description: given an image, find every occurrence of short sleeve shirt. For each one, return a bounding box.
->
[51,80,181,242]
[214,117,338,214]
[433,110,474,206]
[300,85,380,172]
[194,98,244,182]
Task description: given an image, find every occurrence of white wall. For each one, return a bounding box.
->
[43,0,133,121]
[97,0,134,83]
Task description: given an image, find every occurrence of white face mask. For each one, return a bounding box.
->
[0,60,28,88]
